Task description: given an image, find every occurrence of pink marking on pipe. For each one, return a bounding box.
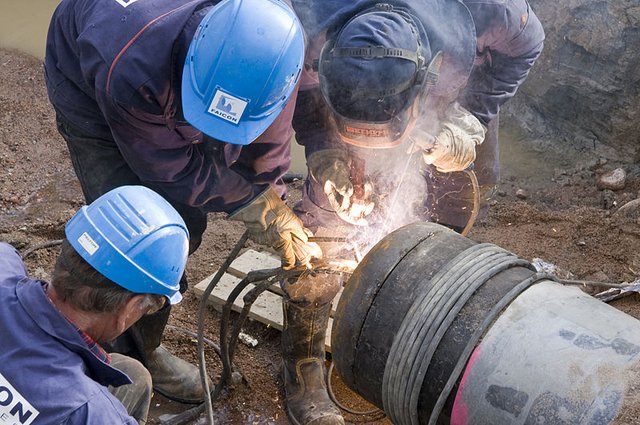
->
[450,345,483,425]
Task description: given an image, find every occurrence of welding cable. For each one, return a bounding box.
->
[165,324,222,357]
[165,323,243,382]
[427,272,557,425]
[382,243,535,425]
[218,268,299,386]
[162,265,306,425]
[326,361,384,418]
[460,168,480,237]
[21,239,63,259]
[197,231,250,425]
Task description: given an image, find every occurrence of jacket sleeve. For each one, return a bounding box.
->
[97,95,296,213]
[291,32,344,158]
[0,243,27,283]
[460,0,545,125]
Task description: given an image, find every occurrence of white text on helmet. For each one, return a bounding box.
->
[208,90,248,125]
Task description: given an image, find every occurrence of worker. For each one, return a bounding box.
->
[0,185,189,424]
[44,0,321,403]
[279,1,545,424]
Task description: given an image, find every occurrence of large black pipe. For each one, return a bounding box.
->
[332,222,640,424]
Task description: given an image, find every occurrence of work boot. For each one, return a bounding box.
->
[282,299,344,425]
[146,345,212,404]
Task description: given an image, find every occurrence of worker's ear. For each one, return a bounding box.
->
[115,294,149,336]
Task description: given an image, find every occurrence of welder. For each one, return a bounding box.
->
[0,186,189,424]
[282,1,545,424]
[44,0,321,404]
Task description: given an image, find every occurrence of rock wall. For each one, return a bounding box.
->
[503,0,640,163]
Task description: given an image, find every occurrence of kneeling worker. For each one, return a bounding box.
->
[0,185,189,424]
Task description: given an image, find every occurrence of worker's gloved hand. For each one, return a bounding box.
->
[229,186,322,270]
[417,103,486,173]
[307,149,375,226]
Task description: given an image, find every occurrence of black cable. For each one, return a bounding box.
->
[162,236,341,425]
[427,272,556,425]
[198,231,250,425]
[227,277,278,362]
[326,361,384,418]
[165,324,222,357]
[461,169,480,237]
[21,239,63,259]
[383,244,506,423]
[163,267,327,425]
[382,244,535,425]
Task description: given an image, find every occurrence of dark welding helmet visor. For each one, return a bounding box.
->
[318,4,431,149]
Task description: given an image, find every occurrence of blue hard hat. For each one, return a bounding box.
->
[65,186,189,304]
[182,0,304,144]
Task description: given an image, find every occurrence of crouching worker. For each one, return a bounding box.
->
[0,185,189,424]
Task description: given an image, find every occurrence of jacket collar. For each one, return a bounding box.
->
[15,279,131,387]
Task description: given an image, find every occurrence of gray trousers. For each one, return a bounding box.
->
[109,353,153,425]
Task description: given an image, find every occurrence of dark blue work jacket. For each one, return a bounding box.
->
[291,0,545,152]
[0,243,135,424]
[45,0,294,212]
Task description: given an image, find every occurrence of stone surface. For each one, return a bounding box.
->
[503,0,640,165]
[597,167,627,190]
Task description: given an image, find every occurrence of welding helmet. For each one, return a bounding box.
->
[182,0,304,144]
[318,4,439,149]
[65,186,189,304]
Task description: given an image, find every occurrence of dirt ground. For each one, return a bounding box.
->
[1,48,639,424]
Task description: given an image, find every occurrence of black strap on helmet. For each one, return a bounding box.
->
[318,3,428,100]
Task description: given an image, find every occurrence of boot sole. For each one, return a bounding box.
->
[153,386,205,405]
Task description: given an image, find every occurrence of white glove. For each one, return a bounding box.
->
[307,149,375,226]
[229,186,322,269]
[419,103,486,173]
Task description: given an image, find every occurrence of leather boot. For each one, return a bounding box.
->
[146,345,211,404]
[282,299,344,425]
[104,275,212,404]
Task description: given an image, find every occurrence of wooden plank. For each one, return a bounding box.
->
[228,249,281,278]
[194,249,338,352]
[229,249,284,296]
[194,273,284,330]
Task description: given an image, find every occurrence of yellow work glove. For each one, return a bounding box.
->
[419,103,486,173]
[307,149,375,226]
[229,186,322,269]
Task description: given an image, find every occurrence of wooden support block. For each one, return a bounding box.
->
[228,249,281,277]
[228,249,284,296]
[194,273,284,330]
[194,249,338,352]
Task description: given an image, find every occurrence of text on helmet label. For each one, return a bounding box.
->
[0,373,39,425]
[208,90,247,125]
[78,232,99,255]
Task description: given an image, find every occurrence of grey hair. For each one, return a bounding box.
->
[51,239,152,313]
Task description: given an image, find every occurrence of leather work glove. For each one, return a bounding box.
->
[306,149,375,226]
[229,186,322,270]
[418,103,486,173]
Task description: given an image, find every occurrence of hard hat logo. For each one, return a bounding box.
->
[208,90,248,125]
[76,232,99,255]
